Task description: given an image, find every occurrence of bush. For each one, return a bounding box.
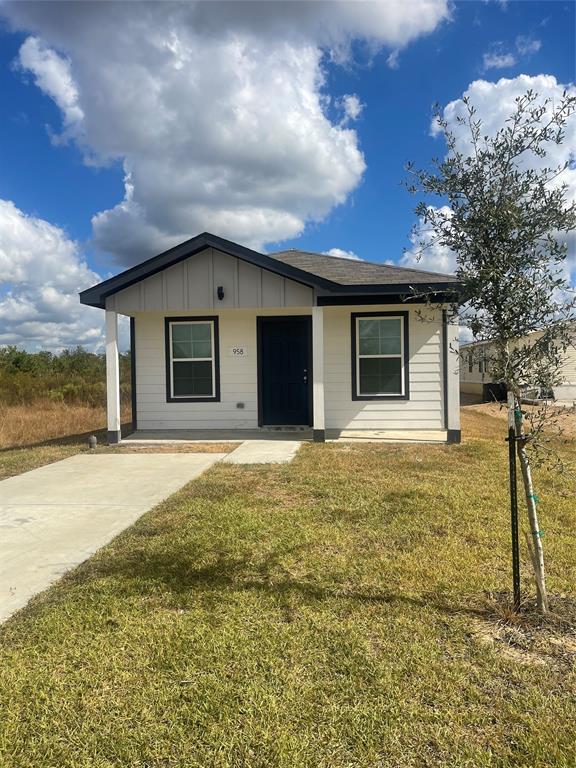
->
[0,346,132,407]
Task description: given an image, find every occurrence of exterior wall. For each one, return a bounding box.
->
[132,304,449,432]
[323,305,445,431]
[460,381,484,396]
[460,342,492,390]
[108,248,313,314]
[555,345,576,400]
[134,308,310,430]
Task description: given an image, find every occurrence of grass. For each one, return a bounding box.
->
[0,410,575,767]
[0,402,114,449]
[0,402,120,480]
[0,402,236,480]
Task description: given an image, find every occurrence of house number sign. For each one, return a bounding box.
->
[229,346,248,357]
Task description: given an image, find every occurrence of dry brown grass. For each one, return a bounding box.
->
[115,443,237,454]
[0,401,130,449]
[462,400,576,440]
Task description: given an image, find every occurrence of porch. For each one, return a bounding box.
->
[120,428,449,444]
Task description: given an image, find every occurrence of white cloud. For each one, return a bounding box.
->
[338,94,364,125]
[324,247,362,260]
[0,199,104,350]
[515,35,541,56]
[481,35,541,74]
[4,0,450,266]
[386,50,400,70]
[406,75,576,285]
[402,206,456,274]
[16,36,84,141]
[482,51,516,70]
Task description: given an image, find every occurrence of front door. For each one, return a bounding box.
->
[258,316,312,426]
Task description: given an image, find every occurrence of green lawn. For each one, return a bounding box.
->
[1,411,575,767]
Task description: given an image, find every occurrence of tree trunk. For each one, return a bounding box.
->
[513,394,549,613]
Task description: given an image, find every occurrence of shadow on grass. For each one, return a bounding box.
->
[0,421,133,453]
[74,542,495,622]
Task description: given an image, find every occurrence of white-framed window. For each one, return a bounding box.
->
[352,314,407,398]
[468,352,474,373]
[165,317,219,401]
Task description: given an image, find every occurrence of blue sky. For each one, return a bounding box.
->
[0,1,574,348]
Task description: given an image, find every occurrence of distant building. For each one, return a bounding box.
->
[460,325,576,402]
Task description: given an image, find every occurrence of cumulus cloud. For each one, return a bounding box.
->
[406,75,576,284]
[324,247,362,260]
[4,0,450,266]
[0,199,104,350]
[402,206,456,274]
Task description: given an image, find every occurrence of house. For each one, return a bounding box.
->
[460,327,576,403]
[80,232,462,444]
[459,339,505,402]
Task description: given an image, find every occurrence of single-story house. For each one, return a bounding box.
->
[80,232,462,444]
[461,328,576,403]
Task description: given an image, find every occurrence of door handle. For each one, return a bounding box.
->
[303,368,308,384]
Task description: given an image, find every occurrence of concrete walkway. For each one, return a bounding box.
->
[0,452,224,623]
[222,440,302,464]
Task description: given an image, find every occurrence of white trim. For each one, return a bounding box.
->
[355,316,404,397]
[312,306,325,431]
[169,320,216,399]
[105,309,121,433]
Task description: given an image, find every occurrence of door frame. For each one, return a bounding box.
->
[256,315,313,427]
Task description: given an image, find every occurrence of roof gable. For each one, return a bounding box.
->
[80,232,461,309]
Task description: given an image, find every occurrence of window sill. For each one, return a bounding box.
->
[166,396,220,403]
[352,394,409,401]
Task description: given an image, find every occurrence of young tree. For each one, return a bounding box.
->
[407,90,576,613]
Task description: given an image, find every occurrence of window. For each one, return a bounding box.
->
[468,352,473,373]
[351,313,409,399]
[478,351,484,374]
[165,317,220,402]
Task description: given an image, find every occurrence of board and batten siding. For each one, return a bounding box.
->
[131,305,447,432]
[107,248,314,314]
[324,305,445,431]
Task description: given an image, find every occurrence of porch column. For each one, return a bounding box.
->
[312,306,325,442]
[444,309,461,444]
[106,309,121,444]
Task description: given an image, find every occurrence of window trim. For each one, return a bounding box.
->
[164,316,220,403]
[351,311,410,401]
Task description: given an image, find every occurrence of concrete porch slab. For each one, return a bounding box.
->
[327,429,448,443]
[122,428,312,444]
[120,428,448,445]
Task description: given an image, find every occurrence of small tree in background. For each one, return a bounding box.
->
[407,89,576,613]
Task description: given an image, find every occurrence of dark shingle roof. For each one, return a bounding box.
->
[269,249,458,286]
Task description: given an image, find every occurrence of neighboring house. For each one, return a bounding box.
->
[460,327,576,402]
[459,340,503,401]
[80,232,462,443]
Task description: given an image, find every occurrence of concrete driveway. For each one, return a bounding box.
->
[0,452,225,624]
